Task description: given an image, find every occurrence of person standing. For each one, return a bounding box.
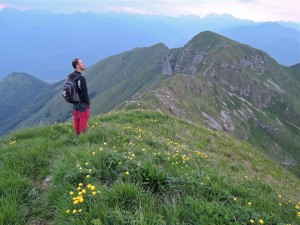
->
[69,58,90,135]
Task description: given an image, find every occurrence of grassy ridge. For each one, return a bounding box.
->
[0,110,299,224]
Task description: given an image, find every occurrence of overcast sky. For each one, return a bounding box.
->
[0,0,299,23]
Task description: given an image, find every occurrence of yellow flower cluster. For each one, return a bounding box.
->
[125,152,136,160]
[192,150,208,159]
[66,209,83,214]
[76,161,95,178]
[296,201,300,217]
[9,140,17,145]
[66,183,99,214]
[249,219,264,224]
[118,123,145,135]
[146,118,158,123]
[277,194,300,218]
[112,121,209,177]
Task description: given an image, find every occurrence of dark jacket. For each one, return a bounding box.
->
[69,71,90,110]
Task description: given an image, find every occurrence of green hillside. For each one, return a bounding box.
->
[0,72,50,134]
[1,110,299,224]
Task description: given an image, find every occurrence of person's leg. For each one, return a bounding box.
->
[73,109,80,135]
[79,107,90,133]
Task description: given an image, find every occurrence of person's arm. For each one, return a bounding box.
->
[80,76,90,105]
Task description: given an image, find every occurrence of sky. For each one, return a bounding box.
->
[0,0,300,23]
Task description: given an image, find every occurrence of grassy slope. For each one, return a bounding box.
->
[0,110,299,224]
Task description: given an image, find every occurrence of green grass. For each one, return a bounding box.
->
[0,110,299,224]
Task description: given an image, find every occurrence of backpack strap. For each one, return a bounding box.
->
[68,72,80,80]
[69,73,81,89]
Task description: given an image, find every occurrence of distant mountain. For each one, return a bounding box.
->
[0,9,299,82]
[219,22,300,66]
[1,31,300,177]
[0,8,185,82]
[0,72,49,133]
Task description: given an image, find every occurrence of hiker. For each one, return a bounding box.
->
[70,58,91,135]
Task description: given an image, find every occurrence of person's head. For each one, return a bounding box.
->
[72,58,85,72]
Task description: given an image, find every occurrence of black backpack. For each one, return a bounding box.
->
[62,74,81,103]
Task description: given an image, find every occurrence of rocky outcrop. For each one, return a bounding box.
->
[162,55,175,76]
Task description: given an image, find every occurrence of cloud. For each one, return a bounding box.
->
[238,0,256,2]
[0,0,299,22]
[108,6,151,15]
[0,3,6,9]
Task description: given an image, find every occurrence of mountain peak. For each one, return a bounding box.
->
[4,72,48,85]
[186,31,233,49]
[159,30,273,77]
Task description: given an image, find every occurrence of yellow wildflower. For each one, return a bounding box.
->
[73,200,79,204]
[82,189,86,194]
[86,175,90,178]
[92,191,97,195]
[78,183,83,187]
[258,219,264,224]
[69,191,74,195]
[90,185,96,191]
[125,171,130,175]
[72,209,77,214]
[250,219,255,224]
[66,210,70,214]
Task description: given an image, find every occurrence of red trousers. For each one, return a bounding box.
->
[73,108,90,135]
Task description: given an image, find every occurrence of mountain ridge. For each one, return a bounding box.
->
[219,22,300,66]
[1,9,299,81]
